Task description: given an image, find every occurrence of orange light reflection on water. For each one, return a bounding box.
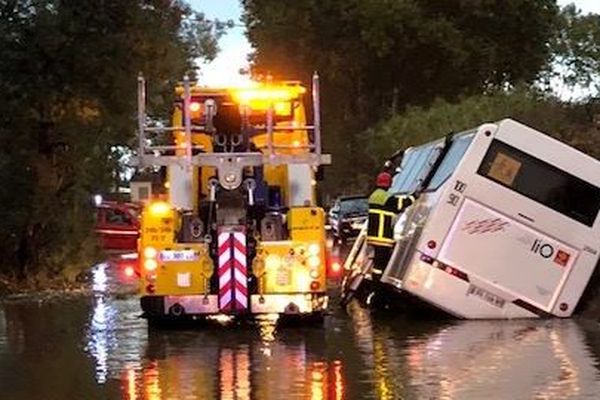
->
[118,321,346,400]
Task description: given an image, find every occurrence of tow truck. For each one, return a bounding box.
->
[132,73,331,323]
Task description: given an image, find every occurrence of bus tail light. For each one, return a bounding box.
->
[443,265,469,282]
[310,281,321,291]
[420,254,434,264]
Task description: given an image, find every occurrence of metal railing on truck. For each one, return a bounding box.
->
[132,73,331,170]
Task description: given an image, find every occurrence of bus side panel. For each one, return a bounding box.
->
[438,198,578,312]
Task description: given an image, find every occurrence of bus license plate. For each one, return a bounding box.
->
[160,250,198,262]
[467,284,506,308]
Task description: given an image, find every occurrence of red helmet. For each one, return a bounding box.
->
[376,172,392,189]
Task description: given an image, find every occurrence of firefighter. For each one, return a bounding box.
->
[366,171,416,281]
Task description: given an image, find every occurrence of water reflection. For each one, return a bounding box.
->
[400,320,600,399]
[86,262,147,388]
[83,262,346,399]
[111,323,346,399]
[1,261,597,399]
[346,304,600,400]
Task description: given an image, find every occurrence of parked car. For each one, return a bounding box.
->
[95,201,140,251]
[328,195,368,242]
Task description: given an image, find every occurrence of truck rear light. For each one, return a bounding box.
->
[308,243,320,256]
[310,281,321,291]
[144,246,157,259]
[427,240,437,249]
[559,302,568,312]
[148,201,171,216]
[145,284,155,293]
[144,259,158,271]
[307,255,321,268]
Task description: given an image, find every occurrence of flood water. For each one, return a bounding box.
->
[2,262,600,399]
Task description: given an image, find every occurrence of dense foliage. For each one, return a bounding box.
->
[242,0,561,191]
[0,1,220,281]
[353,87,599,193]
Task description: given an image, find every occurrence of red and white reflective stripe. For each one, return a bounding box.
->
[217,227,248,312]
[232,231,248,309]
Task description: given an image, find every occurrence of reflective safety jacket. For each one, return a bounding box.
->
[367,188,415,247]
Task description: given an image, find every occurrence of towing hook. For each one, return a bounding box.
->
[190,217,204,238]
[169,303,185,317]
[215,134,226,147]
[231,134,242,146]
[284,302,300,315]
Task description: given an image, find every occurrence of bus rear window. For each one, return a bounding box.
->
[477,139,600,227]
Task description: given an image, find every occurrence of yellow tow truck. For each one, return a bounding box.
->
[133,73,331,323]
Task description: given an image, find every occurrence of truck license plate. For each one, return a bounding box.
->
[467,284,506,308]
[160,250,198,262]
[276,267,291,286]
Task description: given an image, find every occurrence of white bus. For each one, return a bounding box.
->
[377,119,600,319]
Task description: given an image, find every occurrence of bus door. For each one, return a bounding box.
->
[382,133,475,287]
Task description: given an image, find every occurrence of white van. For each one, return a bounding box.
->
[380,119,600,318]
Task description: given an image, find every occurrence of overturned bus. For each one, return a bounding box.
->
[344,119,600,319]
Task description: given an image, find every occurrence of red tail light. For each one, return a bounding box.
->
[444,265,469,282]
[427,240,437,249]
[124,265,134,278]
[310,281,321,291]
[420,254,434,264]
[327,258,342,278]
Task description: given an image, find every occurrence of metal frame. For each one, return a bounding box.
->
[133,72,330,169]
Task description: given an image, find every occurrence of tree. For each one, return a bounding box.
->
[0,0,222,282]
[353,87,599,193]
[547,3,600,97]
[242,0,559,192]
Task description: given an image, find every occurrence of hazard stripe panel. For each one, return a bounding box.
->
[217,227,248,313]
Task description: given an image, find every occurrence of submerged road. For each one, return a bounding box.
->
[1,260,600,399]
